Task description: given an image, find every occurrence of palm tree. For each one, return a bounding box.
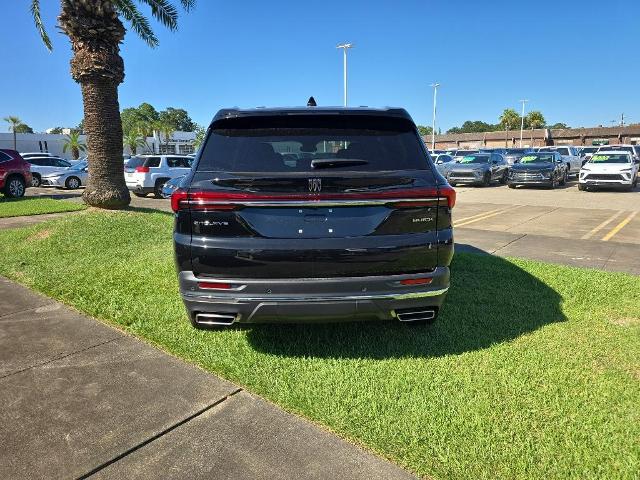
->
[123,131,145,155]
[4,116,22,150]
[526,111,546,147]
[29,0,195,209]
[499,109,520,148]
[62,131,87,160]
[155,119,174,152]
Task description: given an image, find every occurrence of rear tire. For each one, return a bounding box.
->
[499,171,508,184]
[154,179,169,199]
[4,175,26,198]
[133,192,148,198]
[508,183,516,189]
[31,174,41,188]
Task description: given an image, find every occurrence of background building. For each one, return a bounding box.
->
[426,125,640,150]
[0,131,196,158]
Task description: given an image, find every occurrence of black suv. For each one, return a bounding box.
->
[172,106,455,327]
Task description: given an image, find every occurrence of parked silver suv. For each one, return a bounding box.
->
[125,155,193,198]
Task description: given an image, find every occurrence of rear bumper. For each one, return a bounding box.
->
[126,183,154,194]
[179,268,450,324]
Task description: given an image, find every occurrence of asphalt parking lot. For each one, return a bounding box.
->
[25,180,640,274]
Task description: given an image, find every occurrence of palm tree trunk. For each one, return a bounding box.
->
[80,79,129,207]
[12,130,16,151]
[59,0,130,209]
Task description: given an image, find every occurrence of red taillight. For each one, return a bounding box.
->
[171,187,454,212]
[171,189,188,212]
[439,185,456,208]
[400,278,433,286]
[135,166,150,173]
[197,281,232,290]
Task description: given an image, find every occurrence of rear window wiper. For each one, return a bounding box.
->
[311,158,369,169]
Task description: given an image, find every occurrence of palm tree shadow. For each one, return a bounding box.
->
[245,250,566,359]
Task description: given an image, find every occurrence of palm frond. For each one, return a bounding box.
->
[113,0,159,47]
[30,0,52,51]
[179,0,196,11]
[138,0,179,31]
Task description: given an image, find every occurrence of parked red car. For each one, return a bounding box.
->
[0,149,32,198]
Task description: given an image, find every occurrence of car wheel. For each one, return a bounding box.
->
[154,180,168,199]
[133,192,148,198]
[499,171,508,184]
[31,174,41,188]
[559,171,567,186]
[5,176,26,198]
[508,183,517,189]
[482,172,491,187]
[65,176,81,189]
[578,183,586,191]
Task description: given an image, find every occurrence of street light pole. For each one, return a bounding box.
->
[519,99,528,147]
[429,83,440,150]
[336,43,353,107]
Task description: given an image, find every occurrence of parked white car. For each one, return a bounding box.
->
[537,146,582,176]
[41,160,88,189]
[27,156,72,187]
[578,151,639,191]
[125,155,194,198]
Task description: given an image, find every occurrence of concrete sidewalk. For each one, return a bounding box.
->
[0,277,415,480]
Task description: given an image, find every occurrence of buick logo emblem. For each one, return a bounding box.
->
[308,178,322,193]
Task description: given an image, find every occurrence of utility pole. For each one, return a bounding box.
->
[621,113,625,127]
[429,83,440,150]
[519,99,529,147]
[336,43,353,107]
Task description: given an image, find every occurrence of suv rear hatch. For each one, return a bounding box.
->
[174,113,454,279]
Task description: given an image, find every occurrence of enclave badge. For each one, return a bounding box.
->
[308,178,322,193]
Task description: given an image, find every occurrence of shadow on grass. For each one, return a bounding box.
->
[245,250,566,359]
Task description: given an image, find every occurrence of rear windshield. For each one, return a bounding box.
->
[197,115,428,172]
[127,157,160,168]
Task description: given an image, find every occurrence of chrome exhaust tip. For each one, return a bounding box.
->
[194,312,238,326]
[394,308,436,322]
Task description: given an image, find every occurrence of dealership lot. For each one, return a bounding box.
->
[454,182,640,273]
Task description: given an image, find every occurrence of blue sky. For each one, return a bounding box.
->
[1,0,637,132]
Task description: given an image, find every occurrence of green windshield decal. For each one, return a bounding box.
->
[461,156,476,163]
[591,155,609,162]
[520,156,538,162]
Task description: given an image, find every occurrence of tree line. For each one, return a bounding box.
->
[417,110,569,137]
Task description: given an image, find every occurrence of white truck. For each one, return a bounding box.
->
[537,146,582,177]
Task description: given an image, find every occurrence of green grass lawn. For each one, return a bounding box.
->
[0,196,85,218]
[0,210,638,479]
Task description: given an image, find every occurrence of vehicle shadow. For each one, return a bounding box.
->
[245,249,566,359]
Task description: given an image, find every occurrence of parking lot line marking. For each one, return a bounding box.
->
[454,206,515,225]
[455,205,522,227]
[601,211,637,242]
[581,210,625,240]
